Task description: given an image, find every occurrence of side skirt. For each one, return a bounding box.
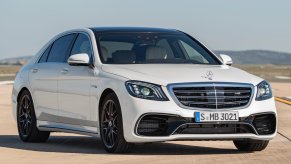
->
[37,120,99,137]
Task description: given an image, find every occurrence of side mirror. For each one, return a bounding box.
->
[68,53,90,66]
[220,54,233,66]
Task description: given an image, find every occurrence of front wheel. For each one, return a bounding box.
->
[233,139,269,151]
[100,93,132,153]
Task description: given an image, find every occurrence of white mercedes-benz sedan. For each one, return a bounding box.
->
[12,27,277,153]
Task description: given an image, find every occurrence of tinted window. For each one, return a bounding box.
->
[47,34,76,63]
[96,33,220,65]
[38,45,51,63]
[70,33,93,62]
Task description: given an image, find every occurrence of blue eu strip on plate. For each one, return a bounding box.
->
[195,112,200,122]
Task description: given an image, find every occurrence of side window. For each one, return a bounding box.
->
[47,34,76,63]
[38,45,51,63]
[179,40,209,63]
[70,33,93,62]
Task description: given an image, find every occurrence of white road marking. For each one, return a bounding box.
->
[0,81,14,85]
[275,76,291,80]
[0,74,15,77]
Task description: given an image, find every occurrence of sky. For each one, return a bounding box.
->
[0,0,290,59]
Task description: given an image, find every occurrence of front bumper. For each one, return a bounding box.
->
[126,133,276,142]
[117,86,277,143]
[135,113,276,139]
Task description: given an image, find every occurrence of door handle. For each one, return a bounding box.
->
[31,68,38,73]
[61,68,69,74]
[91,85,98,88]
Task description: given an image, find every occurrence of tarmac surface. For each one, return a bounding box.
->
[0,83,291,164]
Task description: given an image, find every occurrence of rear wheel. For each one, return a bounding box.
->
[100,93,132,153]
[17,90,50,142]
[233,139,269,151]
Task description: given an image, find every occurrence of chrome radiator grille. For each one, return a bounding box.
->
[169,83,253,109]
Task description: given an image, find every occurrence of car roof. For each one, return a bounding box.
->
[89,27,181,33]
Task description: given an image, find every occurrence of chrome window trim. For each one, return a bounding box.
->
[35,30,96,66]
[36,32,78,63]
[167,82,255,111]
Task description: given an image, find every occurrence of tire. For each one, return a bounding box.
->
[17,90,50,142]
[233,139,269,151]
[99,93,132,153]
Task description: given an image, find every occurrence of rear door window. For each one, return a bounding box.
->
[38,45,52,63]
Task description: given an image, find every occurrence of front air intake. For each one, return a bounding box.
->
[136,115,168,136]
[136,114,187,136]
[253,114,276,135]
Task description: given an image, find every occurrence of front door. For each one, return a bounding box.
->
[58,33,95,128]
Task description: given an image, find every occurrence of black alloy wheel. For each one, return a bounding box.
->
[100,93,132,153]
[101,99,118,148]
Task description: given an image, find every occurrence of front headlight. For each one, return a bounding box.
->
[256,80,272,101]
[125,81,169,101]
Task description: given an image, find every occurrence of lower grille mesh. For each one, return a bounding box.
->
[136,115,168,136]
[174,123,256,134]
[253,114,276,135]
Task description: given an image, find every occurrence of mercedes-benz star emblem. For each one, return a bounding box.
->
[202,71,213,80]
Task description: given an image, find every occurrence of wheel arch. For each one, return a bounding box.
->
[17,87,30,103]
[98,88,116,115]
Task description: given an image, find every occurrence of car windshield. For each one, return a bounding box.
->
[96,32,221,65]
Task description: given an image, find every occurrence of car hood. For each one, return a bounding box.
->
[101,64,263,86]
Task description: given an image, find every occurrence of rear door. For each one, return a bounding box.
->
[29,34,77,122]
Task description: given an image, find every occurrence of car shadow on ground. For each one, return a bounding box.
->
[0,135,251,155]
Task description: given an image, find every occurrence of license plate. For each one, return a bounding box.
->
[195,111,239,122]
